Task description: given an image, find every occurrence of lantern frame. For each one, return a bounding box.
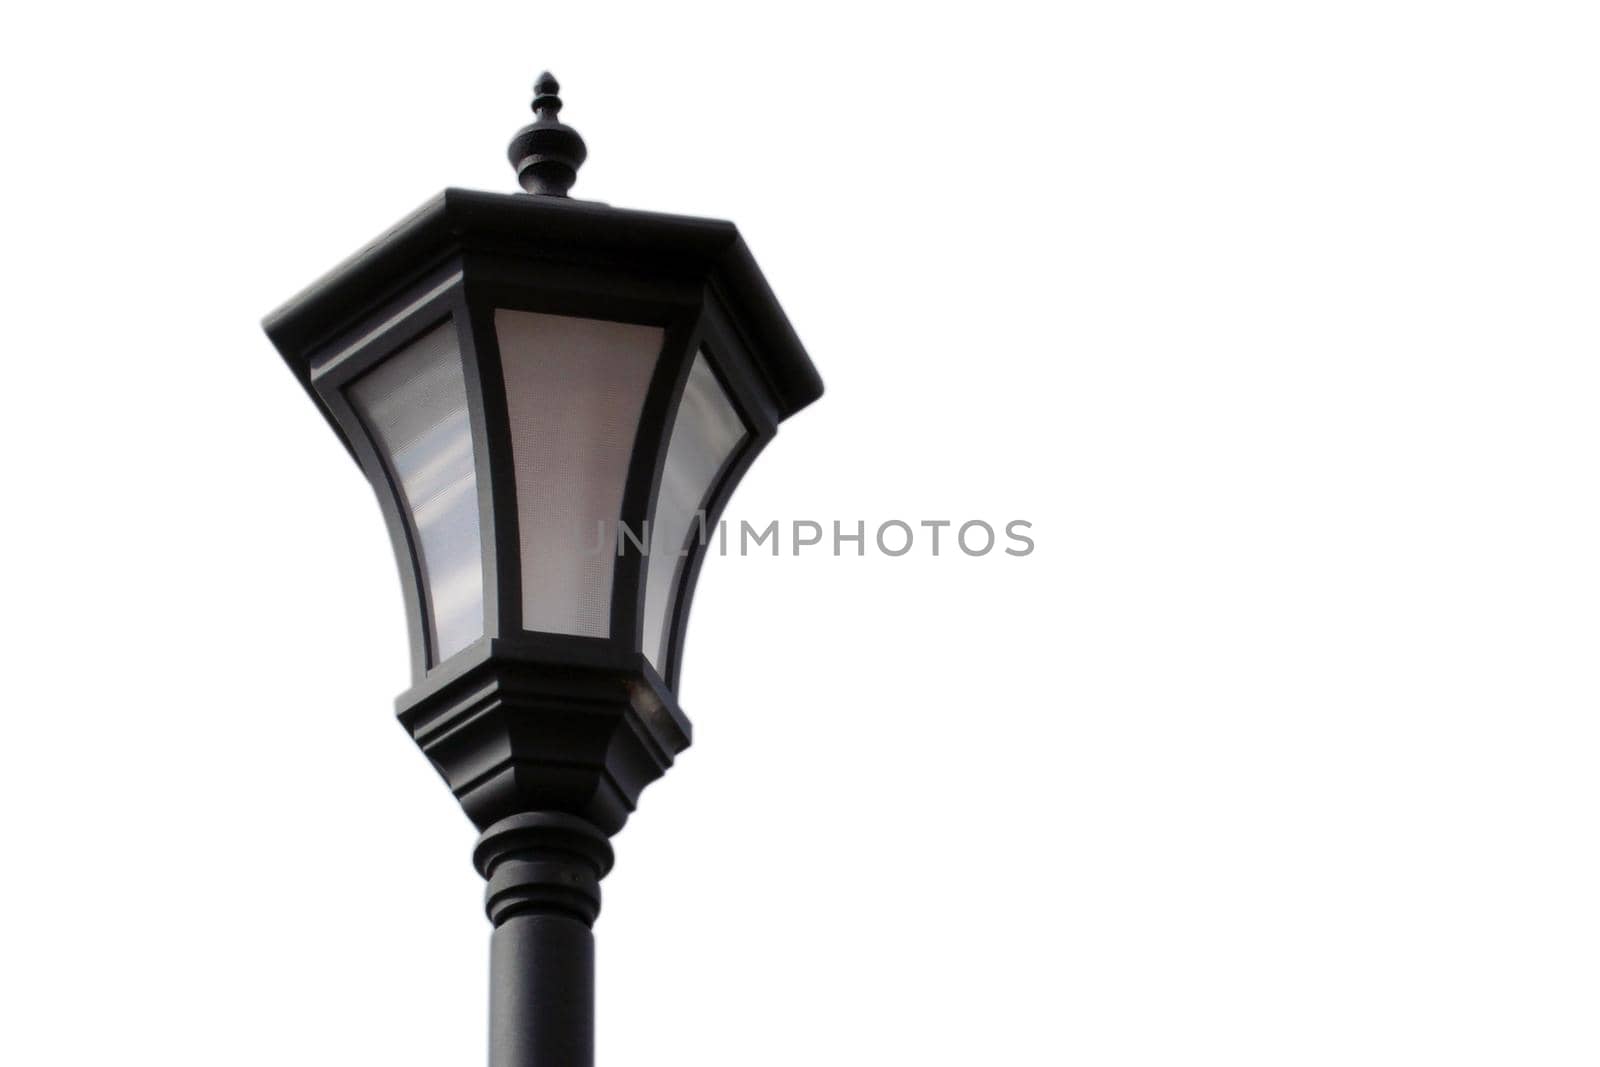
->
[264,189,820,832]
[266,188,819,676]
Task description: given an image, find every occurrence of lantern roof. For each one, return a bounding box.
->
[263,188,823,434]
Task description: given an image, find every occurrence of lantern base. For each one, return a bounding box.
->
[396,637,692,834]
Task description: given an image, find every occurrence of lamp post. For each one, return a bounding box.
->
[262,73,821,1067]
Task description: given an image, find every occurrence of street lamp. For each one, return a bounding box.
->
[262,73,822,1067]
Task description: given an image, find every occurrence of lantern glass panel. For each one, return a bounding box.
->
[642,351,748,672]
[495,309,663,638]
[348,319,485,664]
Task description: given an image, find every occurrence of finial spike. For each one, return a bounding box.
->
[508,71,586,197]
[531,72,562,115]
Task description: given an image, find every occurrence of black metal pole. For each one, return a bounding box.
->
[474,812,615,1067]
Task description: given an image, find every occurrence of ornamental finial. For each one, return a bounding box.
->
[508,71,587,197]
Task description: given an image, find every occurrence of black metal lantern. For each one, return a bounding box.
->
[262,74,820,1067]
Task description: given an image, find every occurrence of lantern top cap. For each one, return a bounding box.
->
[508,71,587,197]
[263,188,823,425]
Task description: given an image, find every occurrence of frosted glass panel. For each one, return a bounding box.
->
[496,310,662,637]
[348,320,484,664]
[643,353,747,672]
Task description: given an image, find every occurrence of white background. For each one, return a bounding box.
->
[3,2,1599,1063]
